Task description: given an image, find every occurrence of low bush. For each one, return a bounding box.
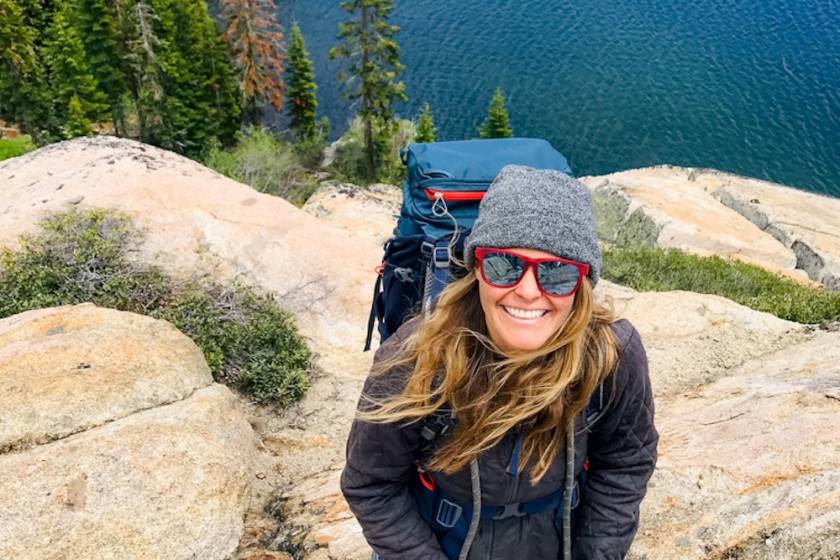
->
[0,135,36,161]
[602,246,840,324]
[0,207,312,406]
[203,127,320,206]
[293,116,330,169]
[330,116,416,185]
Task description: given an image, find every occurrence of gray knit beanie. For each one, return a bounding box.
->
[463,165,601,285]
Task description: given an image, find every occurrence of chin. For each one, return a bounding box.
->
[497,333,553,352]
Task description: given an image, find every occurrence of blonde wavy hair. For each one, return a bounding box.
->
[360,269,620,483]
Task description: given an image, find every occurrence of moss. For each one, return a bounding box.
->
[602,246,840,324]
[591,187,661,247]
[0,207,312,406]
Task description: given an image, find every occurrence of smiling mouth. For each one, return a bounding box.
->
[502,306,549,320]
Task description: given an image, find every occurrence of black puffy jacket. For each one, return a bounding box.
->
[341,319,658,560]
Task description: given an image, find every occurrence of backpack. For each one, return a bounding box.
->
[363,138,573,351]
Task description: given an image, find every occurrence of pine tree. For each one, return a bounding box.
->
[219,0,285,125]
[123,0,164,142]
[73,0,128,134]
[329,0,407,184]
[43,1,109,135]
[286,22,318,140]
[150,0,241,157]
[0,0,56,142]
[415,101,436,143]
[64,96,94,137]
[479,87,513,139]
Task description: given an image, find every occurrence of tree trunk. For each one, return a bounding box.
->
[364,117,375,184]
[361,4,375,184]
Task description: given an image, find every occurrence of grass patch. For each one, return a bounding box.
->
[0,207,312,406]
[203,127,320,206]
[602,246,840,324]
[0,135,36,161]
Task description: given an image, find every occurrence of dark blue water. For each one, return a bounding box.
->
[280,0,840,197]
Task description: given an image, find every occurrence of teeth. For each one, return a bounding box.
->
[504,306,547,319]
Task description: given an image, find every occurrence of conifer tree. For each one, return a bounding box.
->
[151,0,241,156]
[415,101,436,143]
[43,1,109,136]
[219,0,285,125]
[0,0,54,142]
[330,0,407,183]
[123,0,163,141]
[479,87,513,139]
[65,96,94,137]
[286,22,318,140]
[73,0,128,134]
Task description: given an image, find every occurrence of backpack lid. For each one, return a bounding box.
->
[405,138,573,185]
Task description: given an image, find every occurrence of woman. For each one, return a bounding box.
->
[341,166,658,560]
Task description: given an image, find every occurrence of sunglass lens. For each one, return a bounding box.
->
[482,252,525,287]
[537,261,581,296]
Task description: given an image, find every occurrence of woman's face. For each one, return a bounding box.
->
[477,247,576,352]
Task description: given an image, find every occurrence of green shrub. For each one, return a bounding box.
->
[0,207,312,406]
[330,116,415,185]
[602,246,840,324]
[0,208,171,316]
[159,285,311,406]
[203,126,319,206]
[294,116,330,169]
[0,135,36,161]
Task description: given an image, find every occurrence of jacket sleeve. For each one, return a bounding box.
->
[340,335,448,560]
[573,323,659,560]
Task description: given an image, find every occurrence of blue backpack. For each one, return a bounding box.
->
[363,138,573,351]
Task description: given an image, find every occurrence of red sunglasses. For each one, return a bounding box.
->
[474,247,589,297]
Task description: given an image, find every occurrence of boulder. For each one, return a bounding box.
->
[0,303,212,452]
[0,305,256,560]
[303,182,401,250]
[710,171,840,290]
[633,330,840,559]
[0,137,382,376]
[599,283,809,396]
[580,166,815,284]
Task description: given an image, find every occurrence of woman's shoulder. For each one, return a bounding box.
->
[604,318,648,390]
[365,316,423,400]
[372,315,422,364]
[608,318,644,354]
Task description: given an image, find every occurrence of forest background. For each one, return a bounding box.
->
[0,0,509,198]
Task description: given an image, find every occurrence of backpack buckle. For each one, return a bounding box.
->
[433,246,450,269]
[435,498,463,528]
[493,502,525,519]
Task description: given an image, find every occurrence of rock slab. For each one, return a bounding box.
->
[0,303,212,452]
[0,305,256,560]
[581,166,832,286]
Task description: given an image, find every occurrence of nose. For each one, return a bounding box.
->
[514,265,542,299]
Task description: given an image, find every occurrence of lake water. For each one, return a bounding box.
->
[280,0,840,197]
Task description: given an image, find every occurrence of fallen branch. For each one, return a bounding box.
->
[701,412,746,426]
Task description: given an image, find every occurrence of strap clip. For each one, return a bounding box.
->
[493,502,525,519]
[394,267,413,282]
[433,245,450,269]
[435,498,463,528]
